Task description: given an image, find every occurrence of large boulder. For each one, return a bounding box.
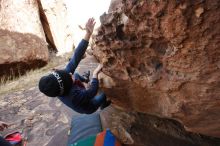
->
[100,107,220,146]
[94,0,220,138]
[39,0,75,54]
[0,0,48,77]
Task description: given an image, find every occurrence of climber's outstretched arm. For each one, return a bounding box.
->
[65,18,96,73]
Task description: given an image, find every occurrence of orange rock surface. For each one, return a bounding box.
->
[94,0,220,138]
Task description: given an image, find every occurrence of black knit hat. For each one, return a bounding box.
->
[38,70,73,97]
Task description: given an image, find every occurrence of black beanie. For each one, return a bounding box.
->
[38,70,73,97]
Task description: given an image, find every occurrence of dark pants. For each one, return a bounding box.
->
[74,73,107,114]
[90,92,106,111]
[80,92,107,114]
[74,72,87,82]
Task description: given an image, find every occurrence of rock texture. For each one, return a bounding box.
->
[39,0,75,54]
[0,0,77,78]
[108,0,123,13]
[0,0,49,77]
[94,0,220,138]
[100,107,220,146]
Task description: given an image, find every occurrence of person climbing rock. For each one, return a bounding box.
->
[38,18,111,114]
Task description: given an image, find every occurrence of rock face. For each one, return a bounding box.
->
[108,0,123,13]
[100,107,220,146]
[0,0,76,77]
[39,0,75,54]
[0,0,49,77]
[94,0,220,138]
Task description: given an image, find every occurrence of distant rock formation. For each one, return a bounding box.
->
[37,0,75,54]
[0,0,75,77]
[0,0,48,77]
[94,0,220,138]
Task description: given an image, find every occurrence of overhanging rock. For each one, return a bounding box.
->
[94,0,220,138]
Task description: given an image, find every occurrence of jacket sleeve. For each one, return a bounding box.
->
[65,39,89,73]
[80,78,99,99]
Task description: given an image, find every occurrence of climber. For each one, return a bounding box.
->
[38,18,111,114]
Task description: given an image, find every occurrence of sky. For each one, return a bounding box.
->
[70,0,111,26]
[66,0,111,44]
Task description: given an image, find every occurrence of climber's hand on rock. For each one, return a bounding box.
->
[83,18,96,41]
[94,64,103,74]
[92,64,103,78]
[85,17,96,35]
